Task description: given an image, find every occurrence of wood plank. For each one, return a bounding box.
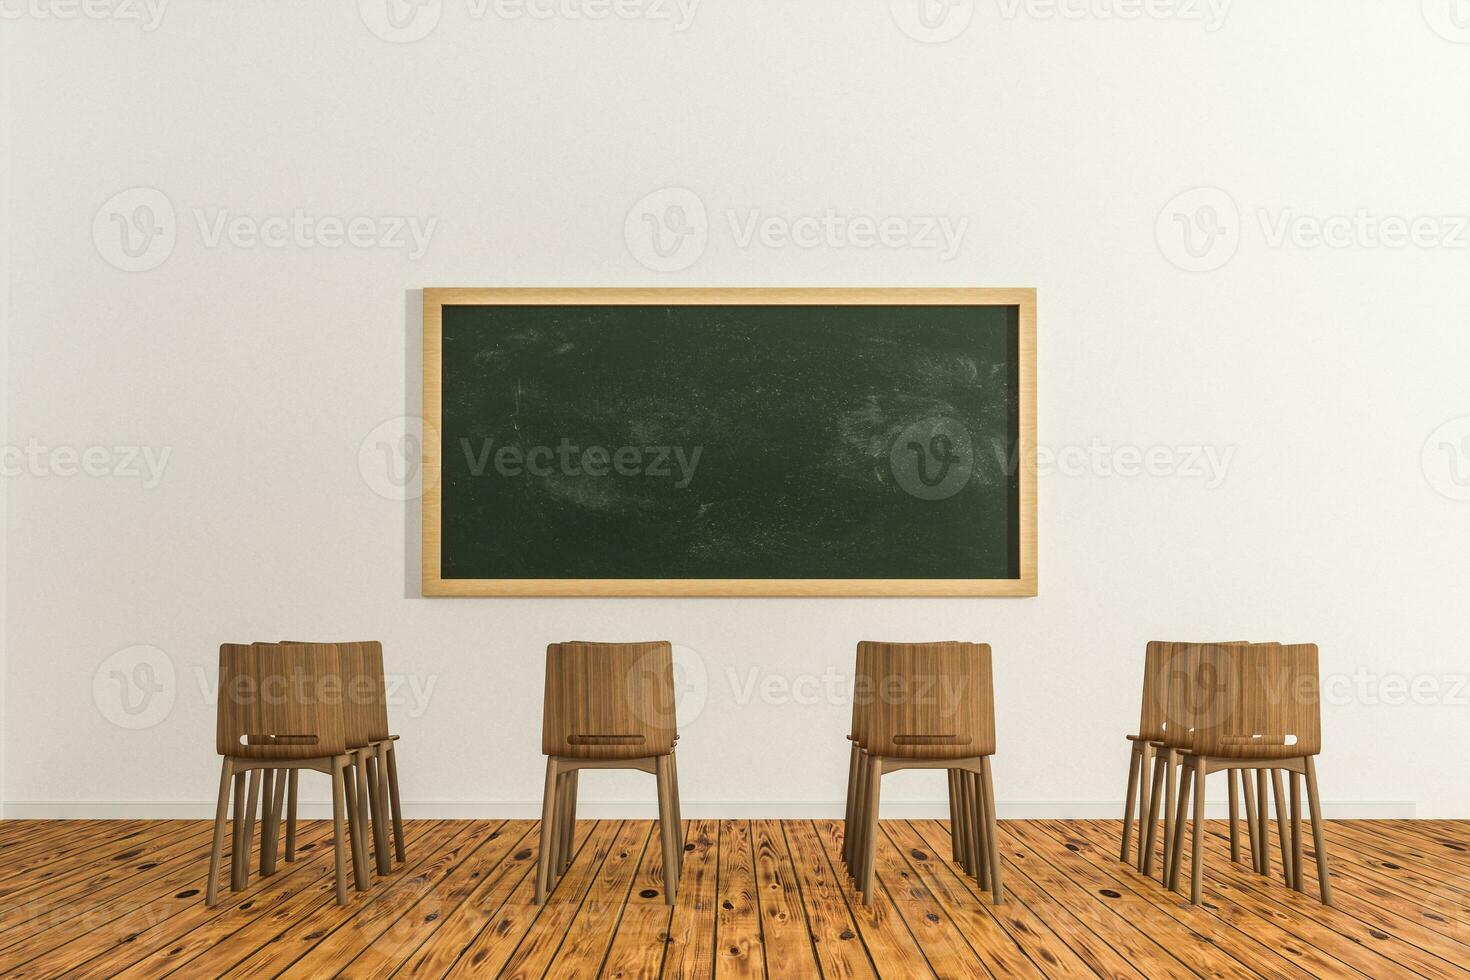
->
[809,818,936,979]
[388,823,544,980]
[599,820,676,980]
[715,819,765,979]
[0,822,217,939]
[491,820,633,980]
[179,821,463,979]
[750,820,821,979]
[276,821,512,978]
[1044,820,1404,980]
[779,819,878,980]
[1003,819,1320,979]
[880,821,1045,979]
[1165,819,1470,980]
[62,822,345,980]
[106,823,365,980]
[541,820,652,979]
[0,819,1465,980]
[441,819,611,979]
[0,821,283,974]
[662,818,720,980]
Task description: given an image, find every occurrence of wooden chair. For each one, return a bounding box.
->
[1125,639,1268,879]
[537,640,683,905]
[842,643,983,885]
[846,641,1001,906]
[1161,642,1333,906]
[206,642,367,906]
[272,640,407,876]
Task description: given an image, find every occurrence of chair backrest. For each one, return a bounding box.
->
[216,642,349,759]
[542,641,677,760]
[1137,639,1248,741]
[275,640,390,749]
[1159,642,1320,758]
[856,641,994,760]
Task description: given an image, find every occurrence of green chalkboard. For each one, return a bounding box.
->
[423,290,1035,596]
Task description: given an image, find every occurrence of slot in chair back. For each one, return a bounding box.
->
[543,641,678,760]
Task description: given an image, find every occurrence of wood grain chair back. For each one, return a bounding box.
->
[216,642,348,759]
[274,640,388,748]
[858,641,994,760]
[1137,639,1248,741]
[542,641,678,760]
[1177,643,1321,759]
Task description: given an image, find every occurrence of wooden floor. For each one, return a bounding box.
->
[0,818,1467,978]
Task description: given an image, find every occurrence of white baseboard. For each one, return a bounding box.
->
[0,799,1420,820]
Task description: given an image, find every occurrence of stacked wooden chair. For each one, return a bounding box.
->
[1153,641,1334,905]
[274,640,407,877]
[205,640,408,906]
[842,641,1002,906]
[207,642,363,906]
[1123,639,1258,878]
[537,641,683,905]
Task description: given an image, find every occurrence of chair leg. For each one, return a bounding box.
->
[355,749,378,878]
[385,740,407,862]
[1120,743,1142,864]
[206,758,233,906]
[261,769,284,876]
[1271,769,1293,887]
[1141,749,1167,877]
[231,770,248,890]
[285,769,299,862]
[980,756,1003,904]
[1168,761,1193,893]
[1227,768,1241,864]
[238,769,261,891]
[330,757,350,905]
[368,747,392,874]
[964,775,976,881]
[859,755,882,905]
[1256,768,1271,877]
[972,770,990,889]
[535,758,560,905]
[1241,767,1261,873]
[669,751,684,874]
[952,770,970,876]
[1290,770,1305,891]
[343,760,369,890]
[848,749,869,877]
[1190,756,1206,905]
[656,755,680,905]
[1161,749,1177,883]
[560,770,579,876]
[1135,742,1154,872]
[952,769,964,863]
[1304,756,1333,906]
[846,749,867,873]
[845,743,862,868]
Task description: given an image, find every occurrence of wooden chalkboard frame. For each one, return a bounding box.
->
[422,288,1036,597]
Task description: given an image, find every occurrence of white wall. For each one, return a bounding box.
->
[3,1,1468,819]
